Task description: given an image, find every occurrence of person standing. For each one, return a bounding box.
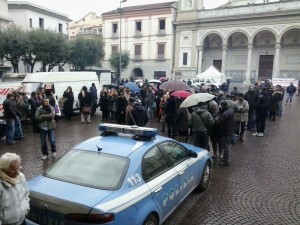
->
[3,93,18,145]
[234,93,249,142]
[285,82,296,104]
[99,87,109,121]
[245,86,258,131]
[128,100,148,127]
[35,98,57,160]
[63,86,74,121]
[215,100,235,166]
[0,152,30,225]
[29,92,39,133]
[90,83,98,115]
[115,92,127,124]
[78,86,92,124]
[253,88,271,137]
[188,102,214,150]
[164,95,177,139]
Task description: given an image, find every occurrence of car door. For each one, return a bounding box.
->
[158,141,199,204]
[142,145,180,222]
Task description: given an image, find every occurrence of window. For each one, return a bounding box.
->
[111,45,119,53]
[158,142,189,165]
[39,18,44,29]
[158,43,165,55]
[98,28,102,35]
[159,19,165,30]
[29,18,32,28]
[112,23,118,33]
[135,45,141,56]
[136,21,142,32]
[183,53,188,65]
[142,146,169,182]
[58,23,63,33]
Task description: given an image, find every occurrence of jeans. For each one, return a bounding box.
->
[14,116,23,139]
[235,121,246,138]
[286,93,294,103]
[81,113,90,123]
[256,110,268,133]
[5,118,15,144]
[220,136,231,163]
[193,131,209,150]
[40,129,56,156]
[247,109,256,131]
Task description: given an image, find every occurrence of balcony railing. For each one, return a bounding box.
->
[156,54,165,61]
[134,31,142,37]
[158,30,165,36]
[133,55,142,61]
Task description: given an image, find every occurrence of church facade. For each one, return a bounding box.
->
[173,0,300,83]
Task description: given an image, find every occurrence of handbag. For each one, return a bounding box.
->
[160,115,166,123]
[82,107,92,114]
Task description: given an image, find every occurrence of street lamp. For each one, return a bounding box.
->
[119,0,127,80]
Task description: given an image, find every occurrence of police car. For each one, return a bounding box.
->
[26,123,211,225]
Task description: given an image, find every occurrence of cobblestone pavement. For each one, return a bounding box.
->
[1,92,300,225]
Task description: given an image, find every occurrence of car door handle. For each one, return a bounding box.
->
[179,171,185,175]
[154,187,163,193]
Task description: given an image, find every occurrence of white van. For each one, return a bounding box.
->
[21,72,100,110]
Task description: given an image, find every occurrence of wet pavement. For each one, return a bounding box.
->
[1,92,300,224]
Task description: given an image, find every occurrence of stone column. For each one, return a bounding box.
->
[197,46,203,74]
[273,43,281,78]
[243,43,253,85]
[221,44,227,74]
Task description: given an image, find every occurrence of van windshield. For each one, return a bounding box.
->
[21,82,42,95]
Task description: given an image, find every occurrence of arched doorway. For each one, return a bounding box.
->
[133,68,143,79]
[202,33,223,72]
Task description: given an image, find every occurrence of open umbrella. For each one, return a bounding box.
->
[180,93,215,108]
[159,80,191,91]
[149,79,162,84]
[124,82,140,93]
[170,90,192,99]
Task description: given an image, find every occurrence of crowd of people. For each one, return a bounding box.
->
[2,79,298,165]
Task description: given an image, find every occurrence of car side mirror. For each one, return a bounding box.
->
[188,150,198,158]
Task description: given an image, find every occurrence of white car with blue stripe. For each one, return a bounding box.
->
[26,123,211,225]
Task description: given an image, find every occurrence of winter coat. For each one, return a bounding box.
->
[63,91,74,114]
[0,173,30,225]
[175,107,189,133]
[35,105,56,130]
[129,103,148,127]
[164,97,177,123]
[189,108,214,133]
[270,92,281,112]
[3,99,17,119]
[234,99,249,122]
[78,91,92,111]
[256,92,271,113]
[286,84,296,94]
[216,106,235,136]
[245,91,259,110]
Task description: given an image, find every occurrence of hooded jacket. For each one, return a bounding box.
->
[189,107,214,133]
[129,103,148,127]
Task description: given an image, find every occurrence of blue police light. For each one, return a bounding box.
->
[99,123,158,138]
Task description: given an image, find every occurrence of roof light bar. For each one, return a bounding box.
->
[99,123,158,138]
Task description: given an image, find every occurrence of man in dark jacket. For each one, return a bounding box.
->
[215,100,235,166]
[3,93,17,145]
[252,88,271,137]
[245,86,259,131]
[128,101,148,127]
[164,95,177,138]
[78,86,92,124]
[285,82,296,104]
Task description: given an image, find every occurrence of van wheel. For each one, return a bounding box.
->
[196,161,210,192]
[143,214,158,225]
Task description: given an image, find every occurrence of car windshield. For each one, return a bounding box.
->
[21,82,42,95]
[45,150,129,190]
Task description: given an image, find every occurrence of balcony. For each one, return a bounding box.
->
[111,33,119,39]
[158,30,166,36]
[134,31,142,38]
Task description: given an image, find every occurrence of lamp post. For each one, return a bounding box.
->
[119,0,127,80]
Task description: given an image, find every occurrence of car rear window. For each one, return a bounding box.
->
[45,150,129,190]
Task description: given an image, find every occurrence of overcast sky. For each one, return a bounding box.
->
[9,0,228,21]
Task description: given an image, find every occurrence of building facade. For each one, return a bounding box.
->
[173,0,300,83]
[68,12,103,40]
[101,2,176,80]
[7,1,72,73]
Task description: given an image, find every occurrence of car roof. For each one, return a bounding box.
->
[72,134,171,158]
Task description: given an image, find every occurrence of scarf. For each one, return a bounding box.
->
[0,169,20,185]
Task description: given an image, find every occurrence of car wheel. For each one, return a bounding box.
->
[143,214,158,225]
[196,161,210,192]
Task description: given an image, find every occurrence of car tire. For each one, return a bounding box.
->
[142,214,158,225]
[196,161,210,192]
